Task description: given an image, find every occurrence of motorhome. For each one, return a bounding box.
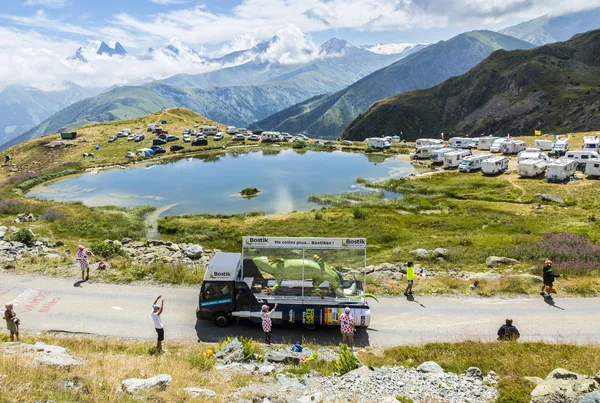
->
[448,137,472,149]
[416,138,444,147]
[584,159,600,177]
[546,159,577,182]
[368,138,391,149]
[518,148,548,162]
[410,145,444,160]
[391,136,401,143]
[482,156,509,175]
[534,139,554,151]
[467,139,479,149]
[564,151,600,169]
[147,124,159,132]
[443,150,472,168]
[502,140,526,155]
[518,159,548,178]
[429,148,456,163]
[583,136,599,153]
[490,138,511,153]
[226,126,237,134]
[200,126,219,135]
[262,131,282,142]
[477,136,500,150]
[550,138,570,156]
[458,154,492,172]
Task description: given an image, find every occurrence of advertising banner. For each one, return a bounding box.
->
[243,236,366,249]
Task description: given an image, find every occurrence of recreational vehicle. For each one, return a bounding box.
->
[467,139,479,149]
[147,124,159,132]
[448,137,472,149]
[534,139,554,151]
[430,148,456,163]
[416,138,444,147]
[368,138,391,149]
[502,140,526,155]
[490,138,511,153]
[482,156,509,175]
[226,126,237,134]
[443,150,472,168]
[546,159,577,182]
[564,151,600,169]
[200,126,219,135]
[518,148,548,162]
[584,159,600,177]
[477,137,500,150]
[583,136,599,153]
[458,154,492,172]
[518,159,548,178]
[391,136,401,143]
[550,138,570,156]
[410,145,444,160]
[262,131,282,142]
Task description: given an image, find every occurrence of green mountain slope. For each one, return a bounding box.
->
[341,30,600,141]
[249,31,534,139]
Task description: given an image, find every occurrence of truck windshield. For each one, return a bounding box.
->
[203,282,232,301]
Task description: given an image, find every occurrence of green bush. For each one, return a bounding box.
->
[333,343,361,375]
[292,140,306,149]
[11,229,36,247]
[187,349,215,371]
[217,336,264,362]
[240,188,260,197]
[315,211,323,220]
[353,207,368,220]
[90,241,122,259]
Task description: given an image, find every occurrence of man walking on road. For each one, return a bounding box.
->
[404,261,415,296]
[75,245,94,281]
[340,307,355,350]
[151,295,164,354]
[541,259,560,299]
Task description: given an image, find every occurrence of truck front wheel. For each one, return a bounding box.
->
[213,312,231,327]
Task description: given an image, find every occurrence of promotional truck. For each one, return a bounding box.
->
[196,237,371,329]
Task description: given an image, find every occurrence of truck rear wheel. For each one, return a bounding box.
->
[213,312,231,327]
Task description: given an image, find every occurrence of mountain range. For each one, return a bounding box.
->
[249,31,534,139]
[340,29,600,141]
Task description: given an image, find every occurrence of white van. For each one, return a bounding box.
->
[410,145,444,160]
[200,126,219,135]
[368,138,391,149]
[443,150,472,168]
[584,158,600,177]
[552,138,570,155]
[502,140,526,155]
[147,124,159,132]
[518,159,548,178]
[534,139,554,151]
[458,154,492,172]
[491,138,510,153]
[564,151,600,169]
[416,138,444,147]
[583,136,599,153]
[518,148,548,162]
[430,148,456,163]
[477,137,499,150]
[546,159,577,182]
[226,126,237,135]
[482,156,508,175]
[262,131,282,142]
[448,137,471,149]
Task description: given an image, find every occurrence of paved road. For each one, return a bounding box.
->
[1,272,599,347]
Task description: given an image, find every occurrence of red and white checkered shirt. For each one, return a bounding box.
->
[262,311,272,332]
[340,313,354,334]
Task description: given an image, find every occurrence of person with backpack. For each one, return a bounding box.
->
[261,303,278,345]
[404,261,415,296]
[497,318,520,341]
[541,259,560,298]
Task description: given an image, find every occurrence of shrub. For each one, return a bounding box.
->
[240,187,260,197]
[41,208,66,222]
[90,241,122,259]
[315,211,323,220]
[0,199,31,215]
[333,343,361,375]
[187,349,215,371]
[292,140,306,149]
[216,336,263,362]
[11,228,36,247]
[353,207,367,220]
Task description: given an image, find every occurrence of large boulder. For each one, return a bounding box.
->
[215,338,245,363]
[409,249,429,258]
[431,248,450,259]
[184,244,204,259]
[580,391,600,403]
[486,256,519,267]
[121,374,171,394]
[1,342,81,368]
[535,193,565,205]
[416,361,444,374]
[531,369,599,403]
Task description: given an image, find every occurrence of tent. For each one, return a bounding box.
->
[137,148,154,158]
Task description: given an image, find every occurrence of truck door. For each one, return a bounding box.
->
[200,281,235,326]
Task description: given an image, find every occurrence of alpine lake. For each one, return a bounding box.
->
[28,149,413,216]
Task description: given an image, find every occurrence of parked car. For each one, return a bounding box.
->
[170,144,184,152]
[324,141,335,146]
[237,128,248,135]
[152,138,167,146]
[183,134,191,143]
[192,136,208,146]
[116,131,127,138]
[248,134,260,141]
[214,132,224,141]
[134,134,145,142]
[166,135,179,142]
[125,151,135,159]
[191,130,197,135]
[157,133,168,140]
[232,134,245,141]
[108,135,117,142]
[296,134,309,141]
[127,134,136,141]
[182,128,190,135]
[150,145,166,154]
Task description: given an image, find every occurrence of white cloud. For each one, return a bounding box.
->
[150,0,189,4]
[23,0,66,8]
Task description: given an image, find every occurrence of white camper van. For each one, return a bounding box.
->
[518,159,548,178]
[430,148,456,163]
[147,124,159,132]
[584,159,600,177]
[546,159,577,182]
[443,150,472,168]
[564,151,600,169]
[552,138,570,155]
[368,138,391,149]
[261,131,282,142]
[583,136,599,153]
[490,138,510,153]
[226,126,237,134]
[482,156,509,175]
[477,137,500,150]
[518,148,549,162]
[534,139,554,151]
[458,154,492,172]
[448,137,471,149]
[416,138,444,147]
[410,145,444,160]
[502,140,526,155]
[200,126,219,135]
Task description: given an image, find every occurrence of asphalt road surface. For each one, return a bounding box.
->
[1,272,599,347]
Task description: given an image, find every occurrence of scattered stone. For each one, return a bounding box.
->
[121,374,171,394]
[535,193,565,205]
[53,241,65,247]
[486,256,519,267]
[184,387,216,398]
[215,338,245,363]
[431,248,450,258]
[531,368,599,403]
[257,364,277,376]
[465,367,483,379]
[416,361,444,374]
[276,374,306,389]
[266,352,301,365]
[579,391,600,403]
[1,342,81,367]
[184,244,204,259]
[121,237,133,245]
[409,248,429,258]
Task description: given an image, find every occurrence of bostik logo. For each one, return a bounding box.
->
[209,271,232,279]
[345,239,366,245]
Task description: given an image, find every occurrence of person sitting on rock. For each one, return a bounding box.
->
[497,318,520,341]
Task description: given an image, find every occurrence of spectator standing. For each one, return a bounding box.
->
[541,259,560,298]
[75,244,94,281]
[404,261,415,296]
[261,303,278,345]
[340,307,355,350]
[151,295,164,354]
[4,303,19,341]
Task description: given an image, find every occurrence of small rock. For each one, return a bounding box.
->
[121,374,171,394]
[132,241,144,248]
[534,193,565,205]
[215,338,245,363]
[257,364,277,376]
[579,391,600,403]
[486,256,519,267]
[276,374,306,389]
[266,352,300,365]
[53,241,65,247]
[184,387,216,398]
[416,361,444,373]
[121,237,133,245]
[431,248,450,258]
[409,248,429,258]
[184,244,204,259]
[465,367,483,379]
[103,239,113,244]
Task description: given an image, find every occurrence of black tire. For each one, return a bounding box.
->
[213,312,230,327]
